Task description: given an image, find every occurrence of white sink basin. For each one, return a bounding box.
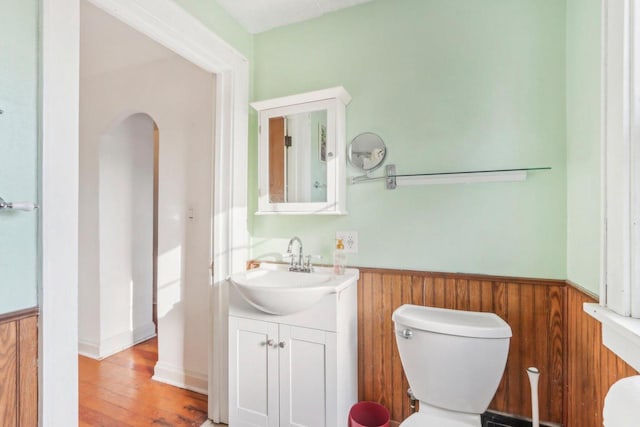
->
[229,264,357,315]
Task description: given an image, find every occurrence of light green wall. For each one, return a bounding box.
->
[250,0,567,279]
[566,0,602,294]
[0,0,596,315]
[0,0,39,313]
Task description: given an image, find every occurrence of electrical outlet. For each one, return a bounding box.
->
[336,231,358,254]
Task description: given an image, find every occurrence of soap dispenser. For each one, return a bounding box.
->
[333,239,346,275]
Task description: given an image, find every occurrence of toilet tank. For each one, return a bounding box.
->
[392,305,512,415]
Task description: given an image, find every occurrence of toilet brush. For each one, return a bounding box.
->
[527,367,540,427]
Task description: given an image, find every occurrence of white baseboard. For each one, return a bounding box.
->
[78,339,100,359]
[153,361,208,395]
[78,322,157,360]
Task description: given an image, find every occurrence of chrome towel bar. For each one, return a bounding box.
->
[0,197,38,212]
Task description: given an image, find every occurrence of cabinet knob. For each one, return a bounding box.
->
[265,339,275,347]
[278,341,286,348]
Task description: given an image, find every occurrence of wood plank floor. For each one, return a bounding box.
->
[79,338,221,427]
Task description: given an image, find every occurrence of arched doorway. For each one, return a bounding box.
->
[98,112,158,351]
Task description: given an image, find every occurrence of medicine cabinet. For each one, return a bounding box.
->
[251,87,351,215]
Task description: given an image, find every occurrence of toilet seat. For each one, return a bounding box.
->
[399,412,478,427]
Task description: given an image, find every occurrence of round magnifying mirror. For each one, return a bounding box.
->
[348,132,387,172]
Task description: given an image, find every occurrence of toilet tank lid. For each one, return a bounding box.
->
[392,305,512,339]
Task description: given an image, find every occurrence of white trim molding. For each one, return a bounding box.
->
[153,361,209,395]
[250,86,352,111]
[601,0,640,317]
[77,339,99,360]
[40,1,80,426]
[42,0,248,425]
[590,0,640,371]
[585,303,640,372]
[601,0,635,317]
[78,323,157,360]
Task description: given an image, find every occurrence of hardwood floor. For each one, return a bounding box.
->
[79,338,220,427]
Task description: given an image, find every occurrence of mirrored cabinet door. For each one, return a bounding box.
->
[268,109,328,204]
[252,87,351,215]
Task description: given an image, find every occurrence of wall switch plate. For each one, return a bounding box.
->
[336,231,358,254]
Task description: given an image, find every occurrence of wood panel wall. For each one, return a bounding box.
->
[0,308,38,427]
[357,268,564,426]
[564,284,638,427]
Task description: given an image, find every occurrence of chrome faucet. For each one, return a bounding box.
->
[286,236,304,271]
[285,236,321,272]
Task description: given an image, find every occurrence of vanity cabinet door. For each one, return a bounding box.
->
[229,317,279,427]
[278,325,337,427]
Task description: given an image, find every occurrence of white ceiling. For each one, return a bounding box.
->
[81,2,178,78]
[216,0,375,34]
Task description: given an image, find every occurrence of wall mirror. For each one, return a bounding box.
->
[348,132,387,171]
[251,87,351,215]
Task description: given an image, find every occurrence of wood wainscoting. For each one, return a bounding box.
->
[357,268,564,426]
[355,267,640,427]
[564,284,637,427]
[0,307,38,427]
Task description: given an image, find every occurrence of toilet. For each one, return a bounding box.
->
[392,304,512,427]
[603,375,640,426]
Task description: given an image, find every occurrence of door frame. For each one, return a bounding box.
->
[40,0,248,425]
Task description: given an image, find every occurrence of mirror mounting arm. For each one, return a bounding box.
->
[349,171,385,185]
[348,164,397,189]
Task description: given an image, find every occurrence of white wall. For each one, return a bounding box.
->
[98,113,154,349]
[79,54,215,391]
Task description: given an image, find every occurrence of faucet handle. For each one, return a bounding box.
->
[282,252,296,268]
[303,254,322,272]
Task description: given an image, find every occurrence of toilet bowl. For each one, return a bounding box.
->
[392,305,512,427]
[604,375,640,426]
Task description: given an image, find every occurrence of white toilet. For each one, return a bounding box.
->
[392,304,512,427]
[604,375,640,427]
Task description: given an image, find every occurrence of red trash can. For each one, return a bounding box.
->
[349,401,390,427]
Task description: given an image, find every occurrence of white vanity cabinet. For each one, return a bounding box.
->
[229,317,337,427]
[228,268,358,427]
